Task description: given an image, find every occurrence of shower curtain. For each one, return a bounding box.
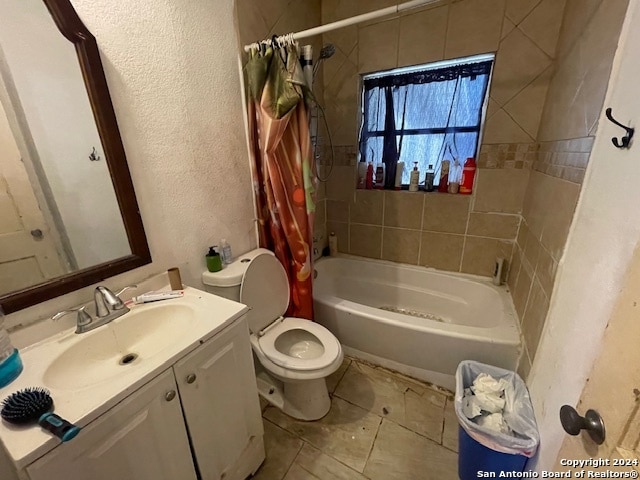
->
[244,44,316,320]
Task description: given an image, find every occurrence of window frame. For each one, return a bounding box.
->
[358,53,495,189]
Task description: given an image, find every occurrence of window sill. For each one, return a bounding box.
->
[356,187,470,195]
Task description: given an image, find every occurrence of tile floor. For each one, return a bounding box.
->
[253,357,459,480]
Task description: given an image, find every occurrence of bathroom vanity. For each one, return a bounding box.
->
[0,288,265,480]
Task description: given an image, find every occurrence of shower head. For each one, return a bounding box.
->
[313,44,336,80]
[319,44,336,60]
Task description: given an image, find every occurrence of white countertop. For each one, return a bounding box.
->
[0,286,248,470]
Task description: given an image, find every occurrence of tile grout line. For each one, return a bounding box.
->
[459,193,473,272]
[329,359,352,395]
[380,192,386,259]
[263,359,458,478]
[279,441,305,480]
[442,0,451,59]
[363,416,384,475]
[416,192,426,265]
[334,364,456,447]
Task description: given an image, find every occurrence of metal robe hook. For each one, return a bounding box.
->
[605,107,634,149]
[88,146,101,161]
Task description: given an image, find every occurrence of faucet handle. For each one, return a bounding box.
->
[52,306,92,327]
[116,285,138,298]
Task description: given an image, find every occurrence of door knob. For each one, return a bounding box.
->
[186,374,196,384]
[165,390,176,402]
[559,405,605,444]
[30,229,44,239]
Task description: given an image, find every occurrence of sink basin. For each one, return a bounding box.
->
[44,304,197,390]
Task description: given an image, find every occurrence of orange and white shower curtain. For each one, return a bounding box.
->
[244,44,316,320]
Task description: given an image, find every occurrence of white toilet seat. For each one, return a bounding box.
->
[258,317,341,371]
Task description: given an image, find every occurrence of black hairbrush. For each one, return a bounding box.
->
[1,387,80,442]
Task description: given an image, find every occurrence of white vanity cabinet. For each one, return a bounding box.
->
[26,369,197,480]
[174,316,264,480]
[23,317,264,480]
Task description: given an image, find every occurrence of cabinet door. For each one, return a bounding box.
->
[174,318,264,480]
[27,370,197,480]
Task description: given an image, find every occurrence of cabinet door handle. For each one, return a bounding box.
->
[165,390,176,402]
[186,373,197,384]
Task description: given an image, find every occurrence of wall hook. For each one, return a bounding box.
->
[89,147,101,161]
[605,108,634,149]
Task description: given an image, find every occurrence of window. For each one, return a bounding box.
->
[358,54,494,188]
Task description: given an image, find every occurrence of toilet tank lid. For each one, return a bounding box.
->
[202,248,274,287]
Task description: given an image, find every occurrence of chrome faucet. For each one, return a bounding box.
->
[53,285,137,334]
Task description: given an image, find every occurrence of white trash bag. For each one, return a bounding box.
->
[455,360,539,457]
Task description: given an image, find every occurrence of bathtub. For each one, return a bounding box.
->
[313,256,521,390]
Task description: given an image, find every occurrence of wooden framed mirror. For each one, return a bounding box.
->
[0,0,151,313]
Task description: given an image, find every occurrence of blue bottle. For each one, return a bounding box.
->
[0,308,23,388]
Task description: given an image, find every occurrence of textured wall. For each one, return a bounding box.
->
[510,0,629,377]
[6,0,257,330]
[321,0,565,278]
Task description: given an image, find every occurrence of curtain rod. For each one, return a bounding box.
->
[243,0,442,52]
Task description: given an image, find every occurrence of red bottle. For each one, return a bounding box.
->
[365,162,374,189]
[460,157,476,194]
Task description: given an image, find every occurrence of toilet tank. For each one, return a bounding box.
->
[201,248,274,301]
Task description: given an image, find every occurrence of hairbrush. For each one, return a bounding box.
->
[1,387,80,442]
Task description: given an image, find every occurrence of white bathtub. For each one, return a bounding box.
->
[313,256,521,390]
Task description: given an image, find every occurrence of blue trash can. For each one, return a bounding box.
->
[458,426,528,479]
[455,361,538,480]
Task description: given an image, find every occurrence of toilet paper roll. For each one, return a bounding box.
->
[168,267,183,290]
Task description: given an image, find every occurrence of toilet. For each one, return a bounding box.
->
[202,248,343,421]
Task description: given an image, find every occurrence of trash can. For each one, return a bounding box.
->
[455,361,539,480]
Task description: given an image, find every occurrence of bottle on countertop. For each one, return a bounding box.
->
[206,246,222,272]
[425,164,435,192]
[409,162,420,192]
[0,310,12,363]
[0,307,23,388]
[220,239,233,265]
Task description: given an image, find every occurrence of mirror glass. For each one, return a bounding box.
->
[0,0,130,297]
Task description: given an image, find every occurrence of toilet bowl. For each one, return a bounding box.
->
[202,248,343,420]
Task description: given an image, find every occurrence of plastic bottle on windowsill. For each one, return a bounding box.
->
[438,160,450,193]
[409,162,420,192]
[365,162,374,189]
[425,164,435,192]
[374,163,385,189]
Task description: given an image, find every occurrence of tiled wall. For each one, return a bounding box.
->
[508,0,629,378]
[320,0,565,277]
[235,0,321,50]
[234,0,328,253]
[235,0,629,375]
[325,145,530,276]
